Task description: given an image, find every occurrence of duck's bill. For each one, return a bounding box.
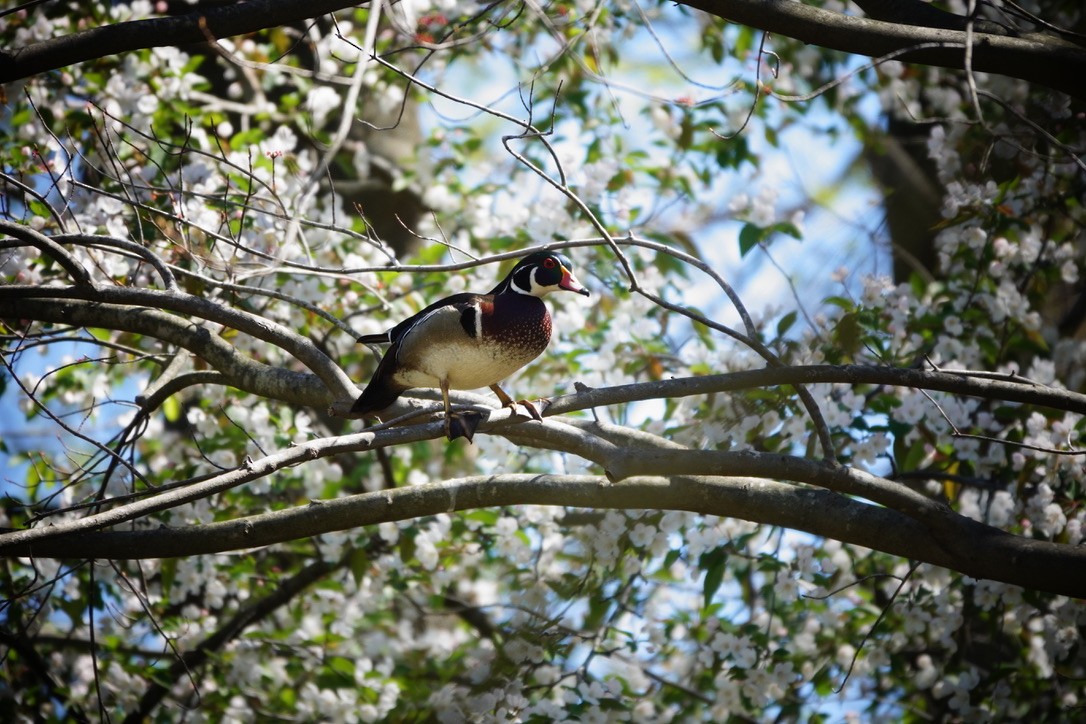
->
[560,270,591,296]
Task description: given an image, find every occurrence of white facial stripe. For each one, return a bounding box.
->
[473,301,483,338]
[510,270,532,295]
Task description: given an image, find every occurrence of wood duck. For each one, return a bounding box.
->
[352,251,591,441]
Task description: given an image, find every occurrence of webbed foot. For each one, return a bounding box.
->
[445,410,484,442]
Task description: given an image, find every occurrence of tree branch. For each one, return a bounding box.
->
[0,220,92,286]
[0,0,366,83]
[0,284,357,403]
[676,0,1086,100]
[547,364,1086,417]
[4,474,1083,598]
[0,296,334,407]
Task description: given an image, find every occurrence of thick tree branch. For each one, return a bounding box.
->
[676,0,1086,100]
[0,284,357,402]
[852,0,1012,35]
[3,0,1082,103]
[0,0,365,83]
[7,279,1079,418]
[4,475,1084,598]
[0,296,333,407]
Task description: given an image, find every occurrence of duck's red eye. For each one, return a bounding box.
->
[543,257,557,269]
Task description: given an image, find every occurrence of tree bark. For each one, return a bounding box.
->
[0,0,364,83]
[3,0,1083,100]
[677,0,1086,100]
[4,474,1084,598]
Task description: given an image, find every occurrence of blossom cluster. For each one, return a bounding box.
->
[2,0,1084,721]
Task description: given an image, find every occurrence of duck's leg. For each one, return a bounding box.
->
[489,384,543,422]
[442,379,482,442]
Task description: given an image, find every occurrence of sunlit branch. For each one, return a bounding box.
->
[0,0,367,82]
[0,296,337,407]
[677,0,1086,100]
[3,474,1083,598]
[0,220,91,286]
[0,284,357,400]
[546,364,1086,417]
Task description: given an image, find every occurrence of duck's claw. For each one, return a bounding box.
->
[517,399,544,421]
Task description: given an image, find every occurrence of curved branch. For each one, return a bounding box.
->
[0,409,1044,557]
[0,0,366,83]
[54,234,177,291]
[677,0,1086,101]
[0,296,333,407]
[0,284,357,401]
[5,474,1084,598]
[546,364,1086,417]
[0,220,91,286]
[500,420,942,517]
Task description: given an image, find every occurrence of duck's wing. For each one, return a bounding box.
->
[358,292,480,345]
[394,295,487,365]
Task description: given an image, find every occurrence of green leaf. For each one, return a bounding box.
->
[348,547,370,586]
[776,310,798,338]
[738,223,765,256]
[823,295,855,311]
[678,113,694,151]
[901,437,929,472]
[328,656,355,679]
[162,395,182,423]
[708,33,724,64]
[833,312,863,359]
[700,546,729,608]
[772,221,802,240]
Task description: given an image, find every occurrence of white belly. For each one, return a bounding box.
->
[393,341,542,391]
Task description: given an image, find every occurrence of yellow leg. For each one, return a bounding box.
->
[443,380,481,442]
[441,379,454,440]
[489,384,516,408]
[490,384,543,422]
